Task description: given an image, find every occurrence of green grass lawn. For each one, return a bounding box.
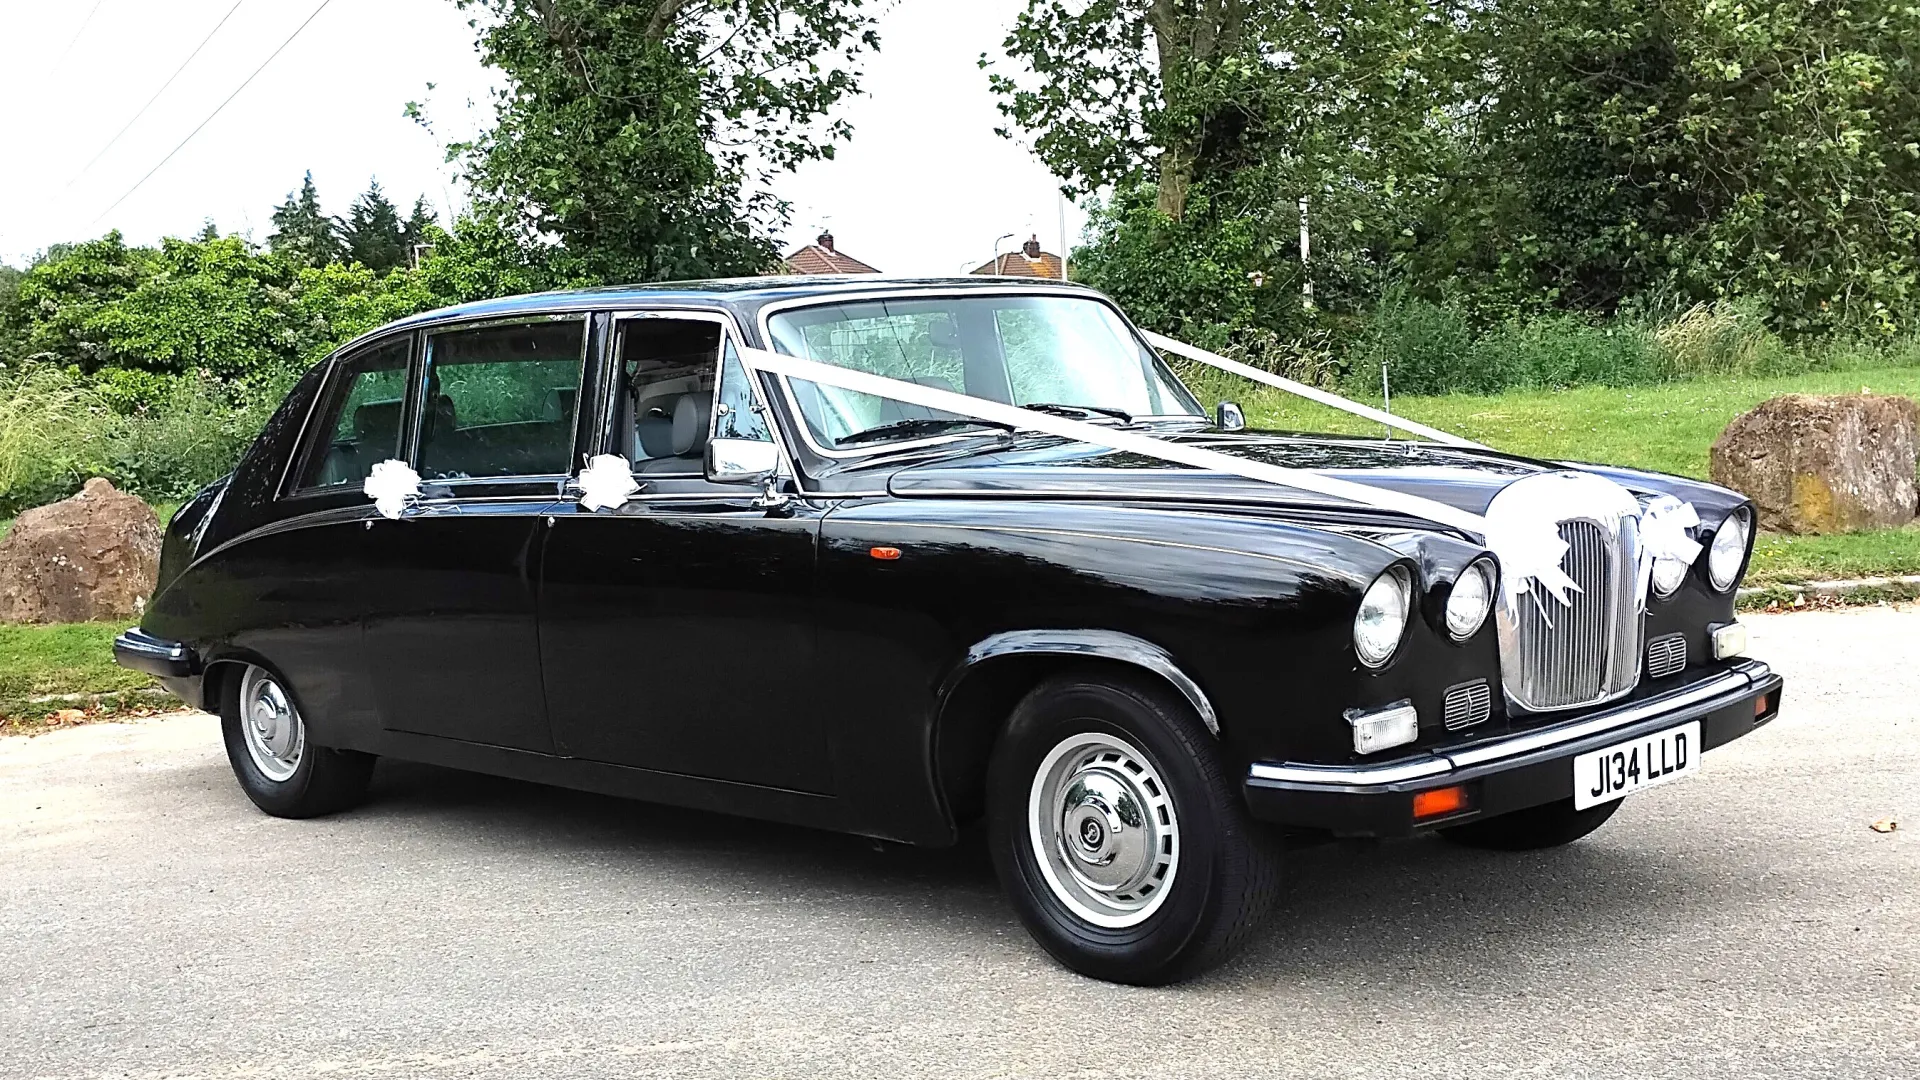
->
[0,621,164,730]
[1233,366,1920,589]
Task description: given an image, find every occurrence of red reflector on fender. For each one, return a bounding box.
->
[870,546,902,561]
[1413,785,1469,820]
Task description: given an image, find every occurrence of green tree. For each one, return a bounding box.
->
[339,179,410,274]
[442,0,882,282]
[268,172,343,268]
[401,197,439,266]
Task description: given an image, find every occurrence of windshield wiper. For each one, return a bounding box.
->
[835,417,1016,447]
[1022,402,1134,424]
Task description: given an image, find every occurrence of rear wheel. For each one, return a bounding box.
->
[986,670,1280,985]
[220,663,374,818]
[1439,796,1623,851]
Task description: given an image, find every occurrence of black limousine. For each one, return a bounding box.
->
[116,277,1781,984]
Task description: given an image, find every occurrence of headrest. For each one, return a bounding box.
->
[637,404,676,458]
[672,393,711,457]
[353,400,403,443]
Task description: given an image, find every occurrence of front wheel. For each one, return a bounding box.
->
[221,663,374,819]
[1438,796,1623,851]
[986,670,1280,985]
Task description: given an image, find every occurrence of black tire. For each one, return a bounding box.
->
[219,662,375,819]
[1439,796,1623,851]
[985,668,1281,985]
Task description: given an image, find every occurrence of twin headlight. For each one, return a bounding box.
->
[1353,560,1496,668]
[1651,506,1752,597]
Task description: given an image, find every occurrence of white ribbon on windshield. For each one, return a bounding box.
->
[735,345,1702,621]
[738,346,1489,537]
[1141,330,1488,449]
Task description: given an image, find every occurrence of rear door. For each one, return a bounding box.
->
[538,313,831,792]
[362,315,589,754]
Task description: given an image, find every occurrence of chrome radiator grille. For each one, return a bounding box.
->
[1496,515,1644,712]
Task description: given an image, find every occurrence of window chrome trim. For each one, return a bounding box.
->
[1247,664,1769,788]
[603,307,801,490]
[279,330,419,501]
[752,285,1205,463]
[413,312,593,483]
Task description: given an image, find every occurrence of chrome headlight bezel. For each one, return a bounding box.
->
[1444,558,1495,642]
[1707,508,1752,592]
[1354,566,1413,668]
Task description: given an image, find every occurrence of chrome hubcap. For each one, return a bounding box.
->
[240,666,304,783]
[1027,732,1180,928]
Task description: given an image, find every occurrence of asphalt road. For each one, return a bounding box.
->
[3,607,1916,1080]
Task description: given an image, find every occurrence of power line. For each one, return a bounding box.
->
[89,0,337,228]
[65,0,252,190]
[50,0,108,76]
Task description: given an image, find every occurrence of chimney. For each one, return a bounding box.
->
[817,231,835,253]
[1023,234,1043,260]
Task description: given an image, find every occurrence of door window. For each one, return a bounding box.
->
[616,319,724,474]
[292,337,412,492]
[419,320,586,480]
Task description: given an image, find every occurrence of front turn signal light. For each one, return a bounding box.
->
[1413,785,1469,821]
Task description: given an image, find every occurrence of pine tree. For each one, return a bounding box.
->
[268,172,342,267]
[401,197,439,267]
[338,180,408,274]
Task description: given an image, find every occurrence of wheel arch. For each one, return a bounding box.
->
[932,630,1219,827]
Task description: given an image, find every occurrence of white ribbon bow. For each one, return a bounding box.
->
[1637,495,1703,597]
[1484,514,1584,623]
[363,459,421,521]
[575,454,641,512]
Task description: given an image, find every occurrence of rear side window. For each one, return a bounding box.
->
[419,320,586,480]
[293,337,412,492]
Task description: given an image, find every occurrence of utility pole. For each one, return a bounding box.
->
[1058,193,1070,281]
[1299,197,1314,310]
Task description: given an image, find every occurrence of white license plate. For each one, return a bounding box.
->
[1573,720,1701,810]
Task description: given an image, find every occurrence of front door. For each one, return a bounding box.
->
[538,317,830,792]
[361,316,589,754]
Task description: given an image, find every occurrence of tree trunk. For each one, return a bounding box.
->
[1145,0,1246,222]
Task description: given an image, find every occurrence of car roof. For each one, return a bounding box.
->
[355,275,1103,349]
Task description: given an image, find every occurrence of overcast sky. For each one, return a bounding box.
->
[0,0,1087,276]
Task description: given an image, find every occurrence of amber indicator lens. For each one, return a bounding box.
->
[869,546,902,561]
[1412,785,1469,820]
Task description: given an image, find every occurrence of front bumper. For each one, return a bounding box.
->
[1245,660,1783,838]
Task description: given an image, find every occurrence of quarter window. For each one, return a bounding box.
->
[713,340,773,444]
[419,321,585,480]
[294,337,411,491]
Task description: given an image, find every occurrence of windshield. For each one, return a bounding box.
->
[765,294,1204,450]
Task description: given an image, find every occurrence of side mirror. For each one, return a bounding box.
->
[706,438,780,486]
[1216,401,1246,432]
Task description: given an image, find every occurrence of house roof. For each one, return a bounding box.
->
[970,235,1066,280]
[783,232,881,275]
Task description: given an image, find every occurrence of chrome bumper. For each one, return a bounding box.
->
[112,628,198,679]
[1251,660,1776,790]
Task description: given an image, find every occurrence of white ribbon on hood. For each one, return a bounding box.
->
[727,344,1704,621]
[574,454,641,512]
[363,459,421,521]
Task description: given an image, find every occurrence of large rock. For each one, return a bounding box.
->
[1710,394,1918,534]
[0,479,162,625]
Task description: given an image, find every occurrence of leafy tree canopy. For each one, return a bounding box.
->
[441,0,882,282]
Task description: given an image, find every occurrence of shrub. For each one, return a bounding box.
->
[0,363,112,516]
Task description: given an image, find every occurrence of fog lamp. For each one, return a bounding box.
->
[1712,621,1748,660]
[1347,701,1419,755]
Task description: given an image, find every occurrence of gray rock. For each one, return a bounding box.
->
[0,478,162,624]
[1709,394,1918,534]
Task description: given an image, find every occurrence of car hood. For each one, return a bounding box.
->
[883,431,1747,524]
